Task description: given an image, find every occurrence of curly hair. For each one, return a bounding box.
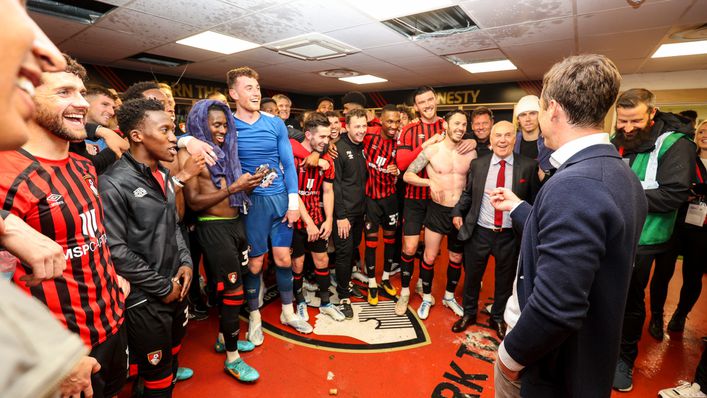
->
[117,98,164,139]
[122,81,160,102]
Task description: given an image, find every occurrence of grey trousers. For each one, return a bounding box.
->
[494,358,522,398]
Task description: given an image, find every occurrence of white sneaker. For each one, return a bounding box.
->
[303,279,318,292]
[280,312,313,334]
[388,261,401,276]
[417,299,433,320]
[659,381,706,398]
[395,294,410,316]
[351,269,369,283]
[246,313,264,346]
[257,273,265,308]
[442,297,464,317]
[415,280,435,305]
[320,303,345,321]
[296,301,309,322]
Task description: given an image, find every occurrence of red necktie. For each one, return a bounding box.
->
[494,159,506,227]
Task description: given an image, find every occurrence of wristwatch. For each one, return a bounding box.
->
[171,175,185,188]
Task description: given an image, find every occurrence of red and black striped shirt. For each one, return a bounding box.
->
[396,119,445,200]
[0,149,124,348]
[293,149,335,230]
[364,133,397,199]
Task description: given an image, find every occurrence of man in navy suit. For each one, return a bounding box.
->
[451,121,540,338]
[489,54,648,398]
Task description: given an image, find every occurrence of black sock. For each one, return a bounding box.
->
[420,259,434,294]
[315,268,331,305]
[445,260,462,293]
[221,291,244,352]
[293,270,305,304]
[364,236,377,279]
[401,252,414,288]
[383,236,395,272]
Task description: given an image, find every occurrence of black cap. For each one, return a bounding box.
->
[341,91,366,107]
[317,96,335,107]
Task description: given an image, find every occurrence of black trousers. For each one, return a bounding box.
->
[620,252,659,366]
[461,226,518,322]
[333,214,364,299]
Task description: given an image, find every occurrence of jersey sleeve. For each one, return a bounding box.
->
[277,120,298,195]
[323,156,335,182]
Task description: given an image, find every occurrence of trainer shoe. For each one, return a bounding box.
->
[216,339,256,353]
[442,297,464,317]
[224,358,259,383]
[612,359,633,392]
[417,299,433,320]
[296,301,309,322]
[348,283,365,299]
[303,279,318,292]
[659,381,706,398]
[352,269,369,283]
[280,312,313,334]
[388,261,401,276]
[649,314,664,341]
[246,313,264,346]
[380,279,397,296]
[368,287,379,306]
[320,303,345,321]
[668,313,686,332]
[415,279,435,305]
[339,298,354,319]
[176,367,194,381]
[395,294,410,316]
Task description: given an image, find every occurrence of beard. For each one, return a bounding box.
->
[34,105,86,142]
[613,124,653,151]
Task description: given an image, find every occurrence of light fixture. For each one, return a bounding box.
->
[27,0,116,24]
[177,31,259,55]
[652,40,707,58]
[338,75,388,84]
[127,53,191,67]
[459,60,517,73]
[264,33,360,61]
[345,0,453,21]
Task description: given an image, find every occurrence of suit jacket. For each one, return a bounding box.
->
[503,144,647,398]
[452,153,540,241]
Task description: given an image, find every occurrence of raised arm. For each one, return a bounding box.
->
[402,149,430,187]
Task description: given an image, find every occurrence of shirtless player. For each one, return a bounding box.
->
[403,110,477,319]
[179,99,264,383]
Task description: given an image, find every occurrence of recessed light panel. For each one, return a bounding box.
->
[339,75,388,84]
[652,40,707,58]
[459,60,517,73]
[177,31,259,55]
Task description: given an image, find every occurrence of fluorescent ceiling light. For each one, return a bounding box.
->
[459,60,517,73]
[339,75,388,84]
[177,31,259,54]
[264,33,360,61]
[345,0,453,21]
[652,40,707,58]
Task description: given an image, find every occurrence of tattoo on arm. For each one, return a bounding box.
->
[407,151,429,174]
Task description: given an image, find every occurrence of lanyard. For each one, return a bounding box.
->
[696,162,704,183]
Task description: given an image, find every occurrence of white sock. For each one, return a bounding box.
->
[226,350,241,363]
[368,279,377,288]
[400,287,410,296]
[423,293,433,303]
[444,291,454,300]
[382,271,390,280]
[282,304,295,320]
[249,310,261,322]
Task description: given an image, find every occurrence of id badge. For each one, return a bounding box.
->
[684,202,707,227]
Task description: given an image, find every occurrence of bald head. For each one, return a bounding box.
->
[490,121,516,158]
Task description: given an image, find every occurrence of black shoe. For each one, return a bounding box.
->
[189,303,209,321]
[648,315,664,341]
[489,318,507,340]
[452,315,476,333]
[339,299,354,319]
[667,313,686,332]
[348,284,365,299]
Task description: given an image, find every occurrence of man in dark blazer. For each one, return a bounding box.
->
[489,54,648,398]
[451,120,540,338]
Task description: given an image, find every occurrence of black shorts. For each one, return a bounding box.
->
[424,201,464,253]
[196,217,248,291]
[88,326,128,398]
[291,224,328,258]
[403,198,428,236]
[126,300,188,384]
[365,195,399,233]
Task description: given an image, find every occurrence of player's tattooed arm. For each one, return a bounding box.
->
[403,150,430,187]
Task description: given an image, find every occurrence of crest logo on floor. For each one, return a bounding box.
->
[256,284,429,351]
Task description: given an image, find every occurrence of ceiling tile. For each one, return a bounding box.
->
[125,0,248,28]
[325,23,408,49]
[415,30,497,55]
[503,38,575,78]
[29,12,87,43]
[639,54,707,73]
[446,48,507,63]
[93,8,201,47]
[579,27,670,60]
[364,42,434,59]
[612,58,645,74]
[486,16,574,46]
[576,0,676,14]
[148,43,225,63]
[460,0,573,28]
[577,1,690,36]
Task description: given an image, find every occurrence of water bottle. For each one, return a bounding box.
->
[0,250,17,280]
